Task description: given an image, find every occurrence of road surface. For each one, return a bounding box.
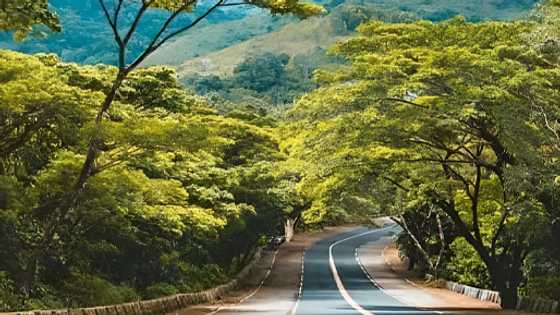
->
[294,225,440,315]
[213,225,443,315]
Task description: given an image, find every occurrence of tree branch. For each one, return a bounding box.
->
[122,1,152,46]
[127,0,224,70]
[471,160,483,244]
[98,0,123,47]
[114,0,124,29]
[219,2,250,6]
[491,206,511,256]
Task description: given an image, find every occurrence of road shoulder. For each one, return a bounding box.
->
[359,237,500,311]
[171,226,358,315]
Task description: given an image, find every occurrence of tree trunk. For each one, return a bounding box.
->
[74,70,127,193]
[491,271,519,309]
[499,285,519,309]
[391,215,435,273]
[284,214,300,242]
[487,260,523,309]
[408,255,416,271]
[284,218,295,242]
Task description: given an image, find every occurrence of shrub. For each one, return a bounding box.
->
[63,272,138,307]
[524,276,560,301]
[444,238,491,289]
[144,283,179,299]
[0,272,19,311]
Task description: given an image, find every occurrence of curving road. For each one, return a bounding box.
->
[294,225,442,315]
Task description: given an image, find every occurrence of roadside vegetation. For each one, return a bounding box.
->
[283,2,560,308]
[1,0,559,311]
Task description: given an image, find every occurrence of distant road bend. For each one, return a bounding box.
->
[294,225,442,315]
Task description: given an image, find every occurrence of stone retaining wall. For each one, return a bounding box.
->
[2,248,263,315]
[440,280,559,313]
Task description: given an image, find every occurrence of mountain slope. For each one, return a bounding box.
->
[175,5,409,77]
[163,0,538,77]
[0,0,539,67]
[144,13,295,67]
[0,0,271,64]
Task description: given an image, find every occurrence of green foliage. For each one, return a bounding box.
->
[355,0,538,22]
[524,277,560,301]
[0,0,61,40]
[184,52,321,107]
[283,15,560,307]
[0,272,18,311]
[0,50,294,311]
[144,283,179,299]
[445,239,492,288]
[62,273,139,308]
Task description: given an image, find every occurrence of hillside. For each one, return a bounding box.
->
[144,13,295,66]
[362,0,538,21]
[0,0,539,67]
[0,0,270,64]
[176,11,350,77]
[163,0,539,77]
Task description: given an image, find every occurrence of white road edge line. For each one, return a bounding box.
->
[208,249,281,315]
[356,241,444,315]
[289,250,306,315]
[329,229,380,315]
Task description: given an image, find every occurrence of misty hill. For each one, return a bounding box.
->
[0,0,267,64]
[155,0,539,77]
[0,0,539,67]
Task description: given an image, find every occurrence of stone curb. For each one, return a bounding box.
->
[1,248,264,315]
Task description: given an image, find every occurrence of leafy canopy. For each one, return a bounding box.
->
[0,0,61,40]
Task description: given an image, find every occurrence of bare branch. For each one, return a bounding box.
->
[384,97,430,110]
[122,1,153,45]
[127,0,224,70]
[219,2,250,6]
[98,0,123,46]
[491,206,511,256]
[391,215,435,273]
[471,162,483,243]
[433,213,446,278]
[114,0,124,29]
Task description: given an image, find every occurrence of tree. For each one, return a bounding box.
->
[6,0,322,289]
[284,17,560,308]
[0,50,298,309]
[0,0,61,40]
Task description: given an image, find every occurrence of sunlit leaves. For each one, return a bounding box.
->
[0,49,292,308]
[0,0,61,41]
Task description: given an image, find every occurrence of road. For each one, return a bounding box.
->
[294,225,440,315]
[211,225,444,315]
[207,224,498,315]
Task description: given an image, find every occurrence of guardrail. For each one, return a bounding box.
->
[1,248,263,315]
[438,280,559,313]
[516,296,559,313]
[439,280,501,304]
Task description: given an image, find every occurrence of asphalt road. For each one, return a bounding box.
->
[295,225,442,315]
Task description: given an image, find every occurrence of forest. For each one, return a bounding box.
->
[1,0,560,312]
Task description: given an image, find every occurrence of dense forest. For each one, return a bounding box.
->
[1,0,560,312]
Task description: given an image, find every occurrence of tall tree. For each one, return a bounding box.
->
[284,18,560,308]
[16,0,322,275]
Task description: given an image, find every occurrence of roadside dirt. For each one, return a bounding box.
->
[170,226,359,315]
[380,240,544,315]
